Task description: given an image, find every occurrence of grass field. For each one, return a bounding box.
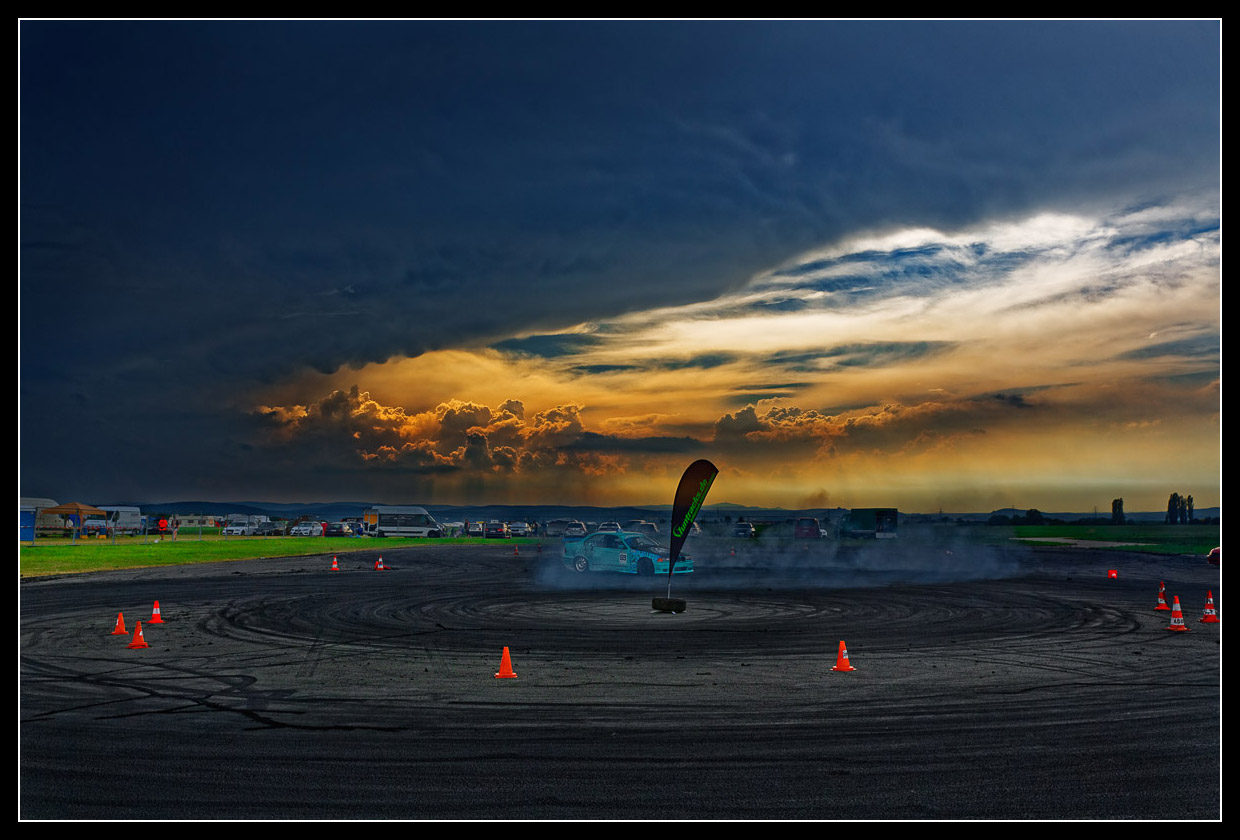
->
[17,534,539,578]
[18,523,1218,579]
[1007,523,1218,556]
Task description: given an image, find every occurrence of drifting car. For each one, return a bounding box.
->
[562,531,693,576]
[732,522,756,539]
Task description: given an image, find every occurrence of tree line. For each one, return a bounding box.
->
[1165,492,1194,525]
[985,495,1214,526]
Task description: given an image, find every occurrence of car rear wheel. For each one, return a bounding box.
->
[573,556,589,573]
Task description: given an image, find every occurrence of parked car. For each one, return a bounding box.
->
[485,521,511,539]
[81,518,112,536]
[222,521,257,536]
[545,518,572,538]
[625,521,659,537]
[289,521,321,537]
[562,531,693,576]
[794,517,822,539]
[596,522,622,533]
[324,522,354,537]
[466,522,485,538]
[508,522,529,537]
[563,520,587,537]
[254,522,285,536]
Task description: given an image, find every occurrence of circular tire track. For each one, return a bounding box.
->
[20,542,1221,819]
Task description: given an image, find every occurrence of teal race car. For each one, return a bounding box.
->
[562,531,693,576]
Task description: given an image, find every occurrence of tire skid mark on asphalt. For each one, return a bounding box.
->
[22,649,410,732]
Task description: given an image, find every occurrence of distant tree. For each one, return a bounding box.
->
[1111,498,1125,525]
[1167,493,1182,525]
[1186,495,1195,524]
[1025,508,1046,525]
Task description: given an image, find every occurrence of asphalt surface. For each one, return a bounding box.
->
[19,535,1222,820]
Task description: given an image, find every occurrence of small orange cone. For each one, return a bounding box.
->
[1167,596,1190,632]
[514,544,519,556]
[1107,569,1118,579]
[1155,583,1170,611]
[110,612,127,635]
[374,556,385,570]
[331,556,339,571]
[1200,591,1220,624]
[495,646,518,678]
[830,640,856,672]
[127,621,149,649]
[149,601,164,624]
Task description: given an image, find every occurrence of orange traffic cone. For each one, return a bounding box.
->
[514,544,519,556]
[1155,583,1170,611]
[1107,569,1118,579]
[495,646,518,679]
[331,556,339,571]
[830,640,856,672]
[374,556,385,570]
[1200,591,1220,624]
[127,621,149,649]
[1167,596,1190,632]
[149,601,164,624]
[111,612,127,636]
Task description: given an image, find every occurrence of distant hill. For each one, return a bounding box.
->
[102,500,1219,525]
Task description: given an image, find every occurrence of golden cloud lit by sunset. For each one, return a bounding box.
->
[252,207,1219,512]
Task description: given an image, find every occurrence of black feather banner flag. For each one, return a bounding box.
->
[667,459,718,582]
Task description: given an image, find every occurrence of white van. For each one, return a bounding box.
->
[91,506,143,535]
[362,506,443,538]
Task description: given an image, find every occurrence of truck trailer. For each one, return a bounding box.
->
[839,508,899,539]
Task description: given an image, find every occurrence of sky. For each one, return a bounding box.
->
[19,20,1221,513]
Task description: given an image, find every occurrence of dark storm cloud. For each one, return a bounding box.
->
[491,333,605,359]
[19,19,1220,500]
